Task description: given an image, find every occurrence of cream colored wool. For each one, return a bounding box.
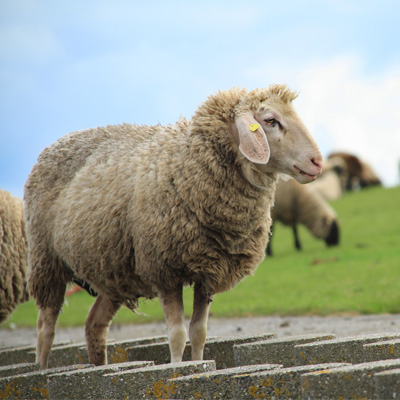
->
[271,178,339,245]
[0,189,28,322]
[25,84,322,367]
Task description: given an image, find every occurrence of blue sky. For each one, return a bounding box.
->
[1,0,400,198]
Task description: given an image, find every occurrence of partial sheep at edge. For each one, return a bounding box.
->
[0,189,28,323]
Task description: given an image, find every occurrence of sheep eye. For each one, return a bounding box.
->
[264,117,277,127]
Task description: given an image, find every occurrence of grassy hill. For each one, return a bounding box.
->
[3,184,400,328]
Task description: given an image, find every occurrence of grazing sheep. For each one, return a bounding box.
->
[25,84,323,368]
[0,189,28,323]
[267,178,339,255]
[328,152,381,190]
[309,157,347,201]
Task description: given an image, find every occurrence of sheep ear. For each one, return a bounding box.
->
[235,113,270,164]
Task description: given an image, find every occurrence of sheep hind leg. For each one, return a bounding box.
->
[85,295,121,366]
[36,305,63,369]
[160,287,187,363]
[189,282,213,361]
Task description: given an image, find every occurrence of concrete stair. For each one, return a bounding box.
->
[1,331,400,399]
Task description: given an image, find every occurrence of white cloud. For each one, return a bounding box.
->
[291,57,400,187]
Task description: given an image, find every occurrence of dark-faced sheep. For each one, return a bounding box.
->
[0,189,28,323]
[24,85,323,368]
[267,179,339,255]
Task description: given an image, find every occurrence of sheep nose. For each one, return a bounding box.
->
[311,158,323,174]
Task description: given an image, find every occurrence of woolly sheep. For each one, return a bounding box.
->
[25,84,323,368]
[0,189,28,323]
[328,152,381,190]
[309,156,347,201]
[267,178,339,255]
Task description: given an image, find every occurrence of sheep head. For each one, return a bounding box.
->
[234,84,323,184]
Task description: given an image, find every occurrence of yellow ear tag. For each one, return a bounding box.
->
[249,123,260,132]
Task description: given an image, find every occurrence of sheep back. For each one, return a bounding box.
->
[26,97,274,310]
[0,189,28,322]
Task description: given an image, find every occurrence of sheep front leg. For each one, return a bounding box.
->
[160,287,187,363]
[85,295,120,366]
[36,307,61,369]
[189,282,213,360]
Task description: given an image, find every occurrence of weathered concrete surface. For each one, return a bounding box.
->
[168,364,281,399]
[301,358,400,399]
[374,367,400,400]
[295,333,400,364]
[0,363,39,378]
[234,333,335,367]
[199,333,277,369]
[127,333,276,368]
[102,360,216,399]
[364,338,400,362]
[233,363,349,400]
[0,345,36,366]
[42,342,88,368]
[0,364,92,400]
[47,361,154,400]
[107,335,167,364]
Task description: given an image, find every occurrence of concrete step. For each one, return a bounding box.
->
[0,342,71,366]
[295,333,400,364]
[101,360,216,399]
[234,333,335,367]
[0,363,39,378]
[364,338,400,362]
[233,363,349,400]
[127,332,276,368]
[0,364,93,400]
[47,360,154,400]
[168,364,281,399]
[301,358,400,399]
[107,335,167,364]
[374,367,400,400]
[2,332,400,398]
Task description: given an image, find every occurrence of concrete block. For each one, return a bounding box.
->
[296,333,400,365]
[127,333,276,368]
[127,341,172,365]
[0,345,36,366]
[200,333,277,369]
[234,334,335,368]
[233,363,348,400]
[43,342,88,368]
[364,339,400,362]
[107,336,167,364]
[47,361,154,400]
[374,367,400,400]
[0,363,39,378]
[102,360,216,400]
[301,358,400,399]
[0,364,92,400]
[168,364,281,399]
[0,341,73,366]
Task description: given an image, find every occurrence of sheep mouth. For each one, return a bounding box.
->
[294,165,317,181]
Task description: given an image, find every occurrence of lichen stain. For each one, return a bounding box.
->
[111,346,128,363]
[388,344,396,355]
[32,381,49,399]
[0,381,22,399]
[248,385,266,399]
[148,376,180,399]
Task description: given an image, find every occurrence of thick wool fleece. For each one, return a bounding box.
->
[272,178,337,239]
[0,189,28,322]
[25,87,284,311]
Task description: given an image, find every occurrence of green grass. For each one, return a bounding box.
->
[3,185,400,329]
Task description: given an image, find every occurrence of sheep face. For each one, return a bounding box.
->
[253,99,323,184]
